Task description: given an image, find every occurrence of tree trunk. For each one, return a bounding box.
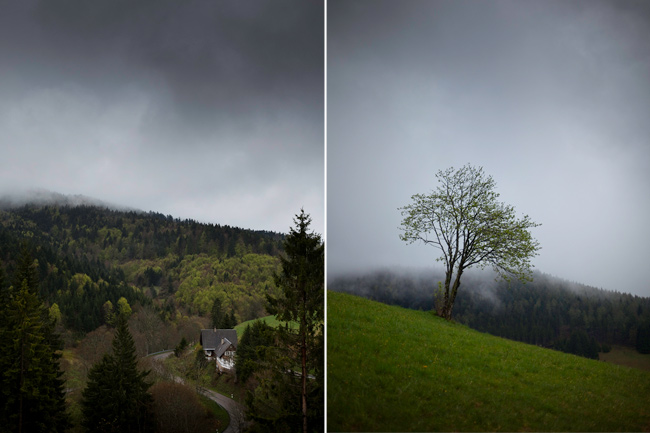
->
[440,267,453,318]
[19,342,23,433]
[441,268,463,320]
[301,286,308,433]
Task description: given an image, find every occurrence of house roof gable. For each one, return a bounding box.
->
[215,338,235,358]
[200,329,238,351]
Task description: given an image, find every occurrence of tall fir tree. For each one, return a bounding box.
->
[236,320,276,384]
[261,209,324,433]
[636,323,650,354]
[227,309,237,328]
[0,247,70,433]
[81,315,153,432]
[210,297,224,329]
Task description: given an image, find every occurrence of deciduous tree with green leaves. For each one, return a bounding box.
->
[399,164,541,320]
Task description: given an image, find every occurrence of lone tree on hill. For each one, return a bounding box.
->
[399,164,541,320]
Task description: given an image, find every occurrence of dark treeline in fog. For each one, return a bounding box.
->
[329,269,650,359]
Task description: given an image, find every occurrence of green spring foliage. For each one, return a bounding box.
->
[0,204,284,333]
[174,252,280,320]
[399,164,541,319]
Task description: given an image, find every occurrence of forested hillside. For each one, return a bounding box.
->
[329,269,650,358]
[0,202,284,335]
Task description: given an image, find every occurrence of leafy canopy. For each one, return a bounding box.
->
[400,164,541,282]
[399,164,541,319]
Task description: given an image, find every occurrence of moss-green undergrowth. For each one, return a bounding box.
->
[327,291,650,432]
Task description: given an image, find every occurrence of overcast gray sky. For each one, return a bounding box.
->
[328,0,650,297]
[0,0,323,235]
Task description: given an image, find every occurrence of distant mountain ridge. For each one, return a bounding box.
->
[0,198,285,334]
[0,189,139,212]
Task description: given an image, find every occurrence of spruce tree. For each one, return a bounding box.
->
[81,315,153,432]
[80,354,117,431]
[210,297,224,329]
[636,324,650,354]
[228,310,237,328]
[236,321,275,383]
[262,209,324,433]
[0,247,70,433]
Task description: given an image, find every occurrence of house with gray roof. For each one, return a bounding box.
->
[200,328,238,373]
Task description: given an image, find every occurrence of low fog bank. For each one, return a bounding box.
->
[328,266,642,312]
[328,267,504,312]
[329,266,650,352]
[0,189,139,212]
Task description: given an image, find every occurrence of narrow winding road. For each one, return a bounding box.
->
[151,351,247,433]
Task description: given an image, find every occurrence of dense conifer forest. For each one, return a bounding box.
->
[329,269,650,359]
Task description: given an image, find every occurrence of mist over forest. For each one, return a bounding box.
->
[329,267,650,359]
[0,189,138,213]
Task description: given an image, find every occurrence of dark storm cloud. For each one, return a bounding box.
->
[0,0,323,233]
[7,0,322,133]
[328,0,650,296]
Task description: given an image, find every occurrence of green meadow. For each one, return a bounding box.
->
[327,291,650,432]
[234,314,298,339]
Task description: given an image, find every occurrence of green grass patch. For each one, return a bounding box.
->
[61,349,86,390]
[234,314,297,339]
[60,349,86,432]
[328,291,650,432]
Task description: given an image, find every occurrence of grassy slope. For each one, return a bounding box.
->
[234,314,298,339]
[235,315,279,337]
[328,291,650,432]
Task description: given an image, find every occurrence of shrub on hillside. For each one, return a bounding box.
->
[151,382,220,433]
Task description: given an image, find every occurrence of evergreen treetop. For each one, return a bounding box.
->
[0,246,70,433]
[258,209,324,433]
[81,315,153,432]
